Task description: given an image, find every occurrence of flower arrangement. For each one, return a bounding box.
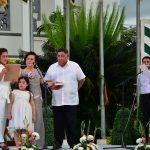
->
[4,127,15,146]
[73,121,99,150]
[134,119,150,150]
[73,134,98,150]
[134,137,150,150]
[15,129,40,150]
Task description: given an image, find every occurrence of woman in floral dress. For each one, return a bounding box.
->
[21,52,45,149]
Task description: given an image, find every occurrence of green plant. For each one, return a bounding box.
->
[106,129,112,144]
[73,121,100,150]
[43,106,54,146]
[134,118,150,150]
[38,1,136,133]
[112,108,134,145]
[15,129,39,150]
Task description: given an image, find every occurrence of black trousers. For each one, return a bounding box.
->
[140,93,150,142]
[52,105,78,147]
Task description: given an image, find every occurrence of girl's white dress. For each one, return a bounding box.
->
[9,89,34,136]
[0,64,10,142]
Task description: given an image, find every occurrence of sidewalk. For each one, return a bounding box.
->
[5,140,136,150]
[6,144,135,150]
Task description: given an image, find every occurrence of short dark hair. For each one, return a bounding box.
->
[0,48,8,56]
[57,48,68,54]
[142,56,150,62]
[24,52,38,63]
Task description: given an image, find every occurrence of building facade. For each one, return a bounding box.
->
[0,0,120,57]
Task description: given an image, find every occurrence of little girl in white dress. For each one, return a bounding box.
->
[7,76,36,147]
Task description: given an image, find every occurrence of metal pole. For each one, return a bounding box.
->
[65,0,70,56]
[99,0,106,139]
[136,0,141,114]
[29,0,34,51]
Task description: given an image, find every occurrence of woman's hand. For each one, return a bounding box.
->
[2,67,7,74]
[32,115,36,123]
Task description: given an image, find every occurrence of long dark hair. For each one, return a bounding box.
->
[0,48,8,64]
[16,76,30,91]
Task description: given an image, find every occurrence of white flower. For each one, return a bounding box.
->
[28,148,34,150]
[87,135,94,142]
[91,144,98,150]
[146,144,150,148]
[78,147,84,150]
[73,144,81,149]
[134,143,144,150]
[20,146,27,150]
[73,143,81,149]
[21,133,27,140]
[138,143,144,147]
[80,136,86,143]
[32,145,37,149]
[31,132,40,140]
[136,138,142,144]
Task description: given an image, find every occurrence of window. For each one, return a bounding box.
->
[0,0,10,31]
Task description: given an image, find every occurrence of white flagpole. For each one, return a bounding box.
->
[99,0,106,139]
[29,0,34,51]
[65,0,70,55]
[136,0,141,111]
[22,0,30,52]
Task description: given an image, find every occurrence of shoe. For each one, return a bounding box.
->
[69,145,73,149]
[52,144,61,150]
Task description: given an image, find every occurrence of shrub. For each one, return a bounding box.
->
[112,108,134,145]
[43,106,54,146]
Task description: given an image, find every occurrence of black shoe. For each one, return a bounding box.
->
[53,144,61,150]
[69,144,76,149]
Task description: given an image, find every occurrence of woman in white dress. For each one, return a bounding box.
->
[0,48,10,150]
[7,76,36,147]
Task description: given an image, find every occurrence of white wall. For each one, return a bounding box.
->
[10,0,22,33]
[0,0,56,57]
[0,0,22,56]
[0,0,121,57]
[0,36,22,55]
[34,36,47,55]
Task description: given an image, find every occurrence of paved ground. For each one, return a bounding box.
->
[6,144,135,150]
[3,140,135,150]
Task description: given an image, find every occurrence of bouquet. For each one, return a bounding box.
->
[4,127,15,146]
[73,134,98,150]
[15,129,40,150]
[134,119,150,150]
[134,138,150,150]
[73,121,99,150]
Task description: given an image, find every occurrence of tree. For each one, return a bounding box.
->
[38,2,136,135]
